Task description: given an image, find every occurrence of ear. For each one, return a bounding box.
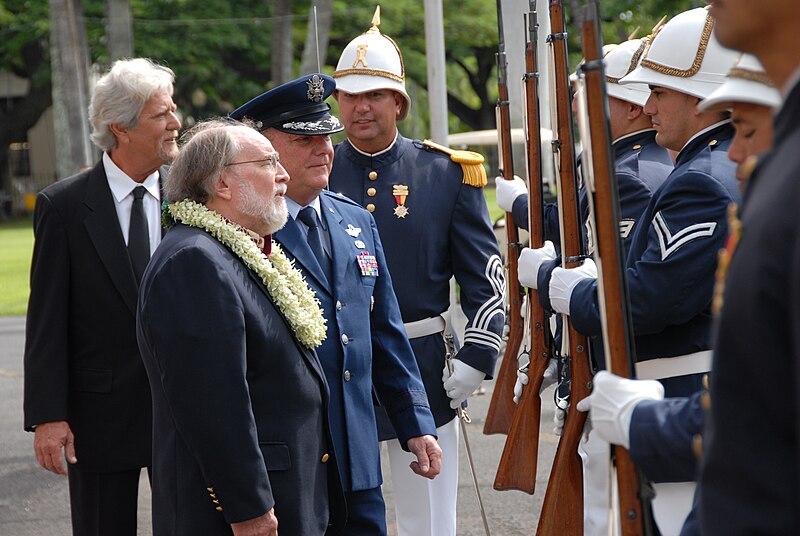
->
[394,92,403,118]
[109,123,128,143]
[213,170,234,202]
[628,102,644,121]
[690,96,704,117]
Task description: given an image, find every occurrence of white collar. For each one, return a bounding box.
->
[348,131,399,157]
[103,152,160,201]
[286,196,323,222]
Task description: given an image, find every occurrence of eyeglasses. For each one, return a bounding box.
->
[225,153,280,170]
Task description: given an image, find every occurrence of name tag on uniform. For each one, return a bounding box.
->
[357,252,379,277]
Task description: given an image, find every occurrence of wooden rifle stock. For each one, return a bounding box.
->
[494,4,551,494]
[535,1,592,533]
[579,3,653,534]
[484,0,525,436]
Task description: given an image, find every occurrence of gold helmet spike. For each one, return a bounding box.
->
[627,26,640,40]
[368,6,381,34]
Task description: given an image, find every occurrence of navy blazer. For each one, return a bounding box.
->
[137,224,345,535]
[274,191,435,492]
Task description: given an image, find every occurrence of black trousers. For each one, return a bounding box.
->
[67,464,150,536]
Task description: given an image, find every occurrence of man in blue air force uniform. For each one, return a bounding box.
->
[328,9,505,536]
[230,73,440,536]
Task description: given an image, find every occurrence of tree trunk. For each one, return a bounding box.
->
[300,0,333,74]
[49,0,95,178]
[271,0,293,84]
[104,0,134,60]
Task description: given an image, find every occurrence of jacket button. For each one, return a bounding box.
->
[321,453,330,463]
[366,203,375,212]
[367,187,377,196]
[341,333,349,345]
[336,301,343,311]
[344,370,351,381]
[368,171,378,180]
[215,506,223,512]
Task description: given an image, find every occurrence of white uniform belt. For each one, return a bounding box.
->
[635,351,712,381]
[403,314,447,340]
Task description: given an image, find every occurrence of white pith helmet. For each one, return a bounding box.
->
[620,7,739,100]
[333,6,412,120]
[604,38,652,107]
[698,53,782,112]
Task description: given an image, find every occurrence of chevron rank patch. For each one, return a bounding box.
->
[653,211,717,260]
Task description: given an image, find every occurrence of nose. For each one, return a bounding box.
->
[727,135,745,164]
[275,162,290,184]
[354,95,370,112]
[643,94,656,117]
[167,110,182,130]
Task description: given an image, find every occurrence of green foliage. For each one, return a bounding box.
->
[0,217,33,316]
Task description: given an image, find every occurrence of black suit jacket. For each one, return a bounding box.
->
[23,160,153,472]
[136,223,345,535]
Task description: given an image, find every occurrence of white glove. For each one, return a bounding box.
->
[549,258,597,315]
[495,175,528,212]
[576,370,665,449]
[553,397,568,436]
[514,357,558,403]
[518,241,557,289]
[442,359,486,409]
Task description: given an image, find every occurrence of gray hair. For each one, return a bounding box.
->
[165,119,257,203]
[89,58,175,151]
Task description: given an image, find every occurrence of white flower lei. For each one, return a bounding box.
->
[168,199,326,349]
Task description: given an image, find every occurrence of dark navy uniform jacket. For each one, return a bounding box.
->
[511,129,672,257]
[701,82,800,535]
[274,191,435,492]
[566,122,739,396]
[330,135,505,436]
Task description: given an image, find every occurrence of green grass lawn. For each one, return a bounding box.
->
[0,217,33,316]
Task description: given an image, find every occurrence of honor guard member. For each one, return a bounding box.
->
[701,0,800,532]
[328,8,505,536]
[229,73,441,536]
[499,38,673,257]
[522,7,740,533]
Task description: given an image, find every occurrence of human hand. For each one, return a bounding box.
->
[518,241,557,289]
[549,258,597,315]
[406,435,443,480]
[33,420,76,475]
[553,397,568,436]
[576,370,665,449]
[442,359,486,409]
[231,509,278,536]
[495,175,528,212]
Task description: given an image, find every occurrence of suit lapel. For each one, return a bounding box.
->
[241,254,329,385]
[159,165,169,238]
[82,162,139,316]
[273,217,331,293]
[319,195,352,290]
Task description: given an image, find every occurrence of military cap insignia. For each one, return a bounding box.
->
[392,184,410,218]
[306,74,325,102]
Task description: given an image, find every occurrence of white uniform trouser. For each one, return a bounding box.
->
[579,427,612,535]
[385,416,459,536]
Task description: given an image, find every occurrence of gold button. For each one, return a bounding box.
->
[321,453,330,463]
[701,391,711,412]
[632,144,641,150]
[366,203,376,213]
[709,139,718,146]
[367,187,377,197]
[207,487,214,492]
[215,506,223,512]
[209,493,216,498]
[213,499,220,504]
[693,434,703,458]
[368,171,378,180]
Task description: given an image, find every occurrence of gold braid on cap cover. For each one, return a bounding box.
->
[422,139,488,188]
[640,11,714,78]
[728,67,774,87]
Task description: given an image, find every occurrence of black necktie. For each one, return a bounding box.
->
[129,185,150,284]
[297,206,332,285]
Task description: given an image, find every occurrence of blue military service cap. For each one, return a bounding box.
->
[229,73,344,136]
